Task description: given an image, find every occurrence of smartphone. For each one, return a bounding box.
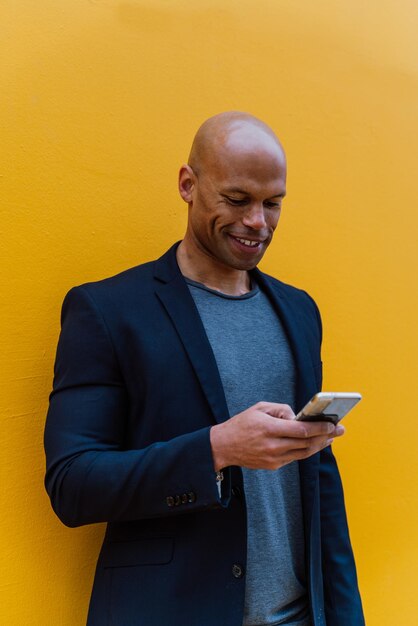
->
[296,392,362,425]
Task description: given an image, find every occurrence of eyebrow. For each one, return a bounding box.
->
[222,187,286,199]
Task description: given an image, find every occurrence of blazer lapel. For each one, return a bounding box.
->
[154,247,318,524]
[251,268,320,524]
[154,245,230,425]
[250,268,319,410]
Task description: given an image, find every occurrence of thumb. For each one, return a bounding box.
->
[261,402,296,421]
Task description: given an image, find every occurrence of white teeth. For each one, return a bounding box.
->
[236,237,259,247]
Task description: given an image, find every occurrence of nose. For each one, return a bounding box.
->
[242,203,267,230]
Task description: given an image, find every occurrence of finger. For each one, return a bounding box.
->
[270,418,336,439]
[260,402,295,420]
[334,424,345,437]
[272,436,335,465]
[280,411,297,421]
[280,433,336,450]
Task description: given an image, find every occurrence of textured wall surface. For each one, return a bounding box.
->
[1,1,417,624]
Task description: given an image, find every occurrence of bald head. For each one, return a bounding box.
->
[177,112,287,284]
[188,111,285,176]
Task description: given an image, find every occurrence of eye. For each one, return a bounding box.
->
[264,201,281,209]
[224,196,249,206]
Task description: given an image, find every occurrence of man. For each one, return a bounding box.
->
[44,112,364,626]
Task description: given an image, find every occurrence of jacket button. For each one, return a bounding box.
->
[232,564,244,579]
[187,491,196,503]
[166,496,175,508]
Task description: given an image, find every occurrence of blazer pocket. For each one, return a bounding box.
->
[100,537,174,568]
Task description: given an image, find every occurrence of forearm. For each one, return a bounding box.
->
[45,286,230,527]
[45,416,225,527]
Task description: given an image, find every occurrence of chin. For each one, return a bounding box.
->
[230,257,263,271]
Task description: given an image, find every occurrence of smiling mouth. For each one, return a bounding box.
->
[231,236,263,248]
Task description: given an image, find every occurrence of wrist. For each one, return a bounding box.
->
[210,424,228,471]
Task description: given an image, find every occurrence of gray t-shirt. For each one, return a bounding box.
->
[187,278,311,626]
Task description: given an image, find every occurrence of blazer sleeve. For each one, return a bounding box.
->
[44,286,228,528]
[302,290,365,624]
[319,444,365,626]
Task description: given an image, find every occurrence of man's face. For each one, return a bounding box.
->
[181,134,287,272]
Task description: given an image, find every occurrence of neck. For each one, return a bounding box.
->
[176,240,252,296]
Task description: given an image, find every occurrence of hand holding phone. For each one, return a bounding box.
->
[296,392,362,425]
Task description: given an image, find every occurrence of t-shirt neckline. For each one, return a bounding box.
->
[185,277,259,301]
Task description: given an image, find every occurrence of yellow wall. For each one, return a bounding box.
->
[2,1,417,624]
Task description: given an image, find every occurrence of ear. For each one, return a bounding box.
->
[178,164,196,203]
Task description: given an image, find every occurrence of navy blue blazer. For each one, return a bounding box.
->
[44,243,364,626]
